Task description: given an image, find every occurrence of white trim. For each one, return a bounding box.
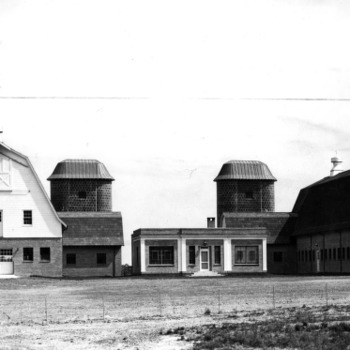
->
[140,238,146,273]
[177,238,182,273]
[262,238,267,271]
[181,238,186,272]
[224,238,232,271]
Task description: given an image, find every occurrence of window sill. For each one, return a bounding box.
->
[188,264,195,266]
[213,264,221,266]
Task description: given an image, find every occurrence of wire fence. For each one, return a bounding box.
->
[1,280,349,325]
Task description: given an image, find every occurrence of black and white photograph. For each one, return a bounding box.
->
[1,1,350,349]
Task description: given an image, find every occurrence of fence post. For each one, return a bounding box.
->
[45,297,48,323]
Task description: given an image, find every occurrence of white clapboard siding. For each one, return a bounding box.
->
[0,151,62,238]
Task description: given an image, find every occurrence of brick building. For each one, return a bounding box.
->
[0,142,66,277]
[132,160,293,275]
[48,160,123,277]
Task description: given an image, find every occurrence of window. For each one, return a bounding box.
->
[235,246,258,265]
[0,249,12,262]
[214,246,221,265]
[97,253,107,265]
[301,250,304,262]
[273,251,283,262]
[66,253,76,265]
[189,246,195,265]
[23,210,32,225]
[245,191,254,199]
[0,211,2,222]
[309,250,312,261]
[321,249,324,261]
[78,191,87,199]
[149,246,174,265]
[40,247,50,262]
[312,250,315,261]
[347,247,350,260]
[329,249,332,261]
[23,247,33,262]
[333,248,336,260]
[324,249,328,260]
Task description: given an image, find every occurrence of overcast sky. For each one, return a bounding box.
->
[1,0,350,263]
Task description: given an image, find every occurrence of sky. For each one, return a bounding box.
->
[1,0,350,263]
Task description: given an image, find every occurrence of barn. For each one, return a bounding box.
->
[0,142,66,277]
[48,159,124,277]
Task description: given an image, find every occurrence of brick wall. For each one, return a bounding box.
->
[51,180,112,212]
[0,238,62,277]
[217,180,274,222]
[63,246,121,277]
[267,244,297,274]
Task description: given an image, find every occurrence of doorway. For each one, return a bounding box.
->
[200,247,210,271]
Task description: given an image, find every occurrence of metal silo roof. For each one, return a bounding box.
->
[47,159,115,180]
[214,160,276,181]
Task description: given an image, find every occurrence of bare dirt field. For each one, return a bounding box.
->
[1,275,350,349]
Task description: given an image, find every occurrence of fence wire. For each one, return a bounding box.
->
[0,280,349,325]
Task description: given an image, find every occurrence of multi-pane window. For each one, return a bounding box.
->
[97,253,107,265]
[214,246,221,265]
[189,246,195,265]
[23,210,32,225]
[23,247,33,262]
[0,249,12,262]
[66,253,76,265]
[149,246,174,265]
[40,247,50,262]
[235,246,258,265]
[273,251,283,262]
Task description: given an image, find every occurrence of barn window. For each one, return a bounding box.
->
[40,248,50,262]
[245,191,254,199]
[23,210,32,225]
[149,246,174,265]
[0,249,12,262]
[273,251,283,262]
[214,246,221,265]
[189,246,195,265]
[66,253,76,265]
[23,247,33,262]
[78,191,87,199]
[235,246,258,265]
[97,253,107,265]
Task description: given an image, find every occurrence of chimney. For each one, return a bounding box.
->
[330,156,343,177]
[207,217,215,228]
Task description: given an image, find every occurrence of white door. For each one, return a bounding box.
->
[200,248,210,271]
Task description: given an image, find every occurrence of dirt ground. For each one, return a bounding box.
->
[1,275,350,349]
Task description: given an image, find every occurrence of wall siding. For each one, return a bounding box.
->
[63,246,122,277]
[0,238,62,277]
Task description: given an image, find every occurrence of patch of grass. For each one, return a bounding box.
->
[191,317,350,350]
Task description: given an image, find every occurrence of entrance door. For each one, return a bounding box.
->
[200,248,210,271]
